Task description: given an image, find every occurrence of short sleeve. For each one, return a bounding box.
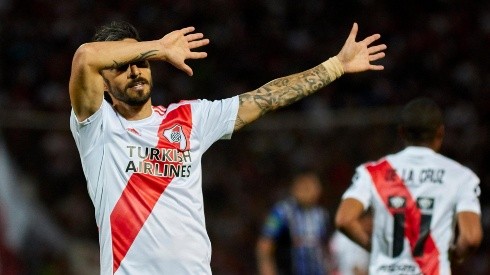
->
[192,96,239,152]
[455,169,481,214]
[70,100,108,154]
[69,101,108,197]
[342,165,373,210]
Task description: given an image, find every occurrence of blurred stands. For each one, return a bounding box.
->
[0,0,488,274]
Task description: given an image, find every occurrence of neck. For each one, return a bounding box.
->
[114,101,153,120]
[405,140,441,152]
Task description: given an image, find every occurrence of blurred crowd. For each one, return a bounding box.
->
[0,0,488,274]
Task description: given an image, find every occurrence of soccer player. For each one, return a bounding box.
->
[256,170,329,275]
[335,97,483,275]
[69,20,386,275]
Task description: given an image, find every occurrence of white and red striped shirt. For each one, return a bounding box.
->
[70,97,238,275]
[342,146,480,275]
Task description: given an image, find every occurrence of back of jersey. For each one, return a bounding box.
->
[345,146,480,275]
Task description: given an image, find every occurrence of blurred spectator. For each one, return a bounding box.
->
[256,170,330,275]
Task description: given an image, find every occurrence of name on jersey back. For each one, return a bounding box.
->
[386,168,445,185]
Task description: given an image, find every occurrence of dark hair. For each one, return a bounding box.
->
[92,20,141,42]
[399,97,443,143]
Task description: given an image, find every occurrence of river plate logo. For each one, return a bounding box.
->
[163,124,187,151]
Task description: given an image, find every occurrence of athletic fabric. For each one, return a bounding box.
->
[70,97,238,275]
[342,146,480,275]
[329,231,370,275]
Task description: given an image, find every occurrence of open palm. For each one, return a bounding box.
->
[160,26,210,76]
[336,23,387,73]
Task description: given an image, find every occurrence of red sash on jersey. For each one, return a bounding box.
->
[110,105,192,273]
[366,159,440,275]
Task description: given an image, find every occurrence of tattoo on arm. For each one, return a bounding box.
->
[234,115,247,130]
[236,63,335,129]
[104,50,159,70]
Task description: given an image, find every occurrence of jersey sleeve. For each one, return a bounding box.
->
[70,100,108,153]
[69,101,108,197]
[455,169,481,214]
[341,165,373,210]
[191,96,239,152]
[261,204,288,240]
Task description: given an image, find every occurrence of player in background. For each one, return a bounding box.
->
[69,20,386,275]
[256,170,330,275]
[334,97,483,275]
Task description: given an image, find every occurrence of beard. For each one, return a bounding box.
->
[107,77,153,106]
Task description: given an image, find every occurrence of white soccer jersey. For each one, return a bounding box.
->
[70,97,238,275]
[342,146,480,275]
[329,231,370,275]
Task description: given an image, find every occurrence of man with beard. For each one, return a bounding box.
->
[69,20,386,275]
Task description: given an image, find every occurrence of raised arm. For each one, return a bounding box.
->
[234,22,386,131]
[69,26,209,121]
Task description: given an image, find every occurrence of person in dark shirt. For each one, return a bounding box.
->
[257,170,330,275]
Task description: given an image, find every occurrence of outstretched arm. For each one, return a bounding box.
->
[69,27,209,121]
[234,22,386,131]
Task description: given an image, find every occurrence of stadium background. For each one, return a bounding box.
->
[0,0,488,274]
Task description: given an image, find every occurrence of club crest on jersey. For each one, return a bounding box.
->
[388,196,406,209]
[416,197,434,211]
[163,124,188,151]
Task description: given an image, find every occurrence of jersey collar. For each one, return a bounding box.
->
[402,146,436,155]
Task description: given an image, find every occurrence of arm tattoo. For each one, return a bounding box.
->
[234,115,247,130]
[236,63,336,129]
[104,50,159,70]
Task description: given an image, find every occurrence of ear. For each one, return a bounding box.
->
[433,125,445,151]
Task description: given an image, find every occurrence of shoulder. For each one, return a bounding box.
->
[353,156,389,176]
[270,198,296,215]
[71,100,114,127]
[434,152,479,179]
[153,100,198,117]
[437,152,472,168]
[354,151,393,170]
[166,97,238,111]
[165,99,198,109]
